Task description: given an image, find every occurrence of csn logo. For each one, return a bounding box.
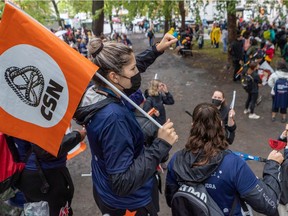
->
[0,44,69,128]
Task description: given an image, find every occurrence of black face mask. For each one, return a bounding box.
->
[212,99,222,107]
[119,73,142,96]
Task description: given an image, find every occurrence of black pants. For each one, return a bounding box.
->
[233,59,241,81]
[245,92,258,114]
[272,95,287,114]
[17,167,74,216]
[93,186,158,216]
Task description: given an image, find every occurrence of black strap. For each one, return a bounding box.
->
[229,195,238,216]
[31,145,50,194]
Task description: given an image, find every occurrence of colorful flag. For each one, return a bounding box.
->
[0,2,98,156]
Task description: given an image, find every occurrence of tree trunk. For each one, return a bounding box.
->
[51,0,62,28]
[164,18,169,34]
[227,1,237,64]
[109,14,113,34]
[92,0,104,37]
[179,1,185,30]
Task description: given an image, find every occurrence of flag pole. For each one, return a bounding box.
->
[95,73,163,129]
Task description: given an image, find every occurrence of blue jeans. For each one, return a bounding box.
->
[223,38,227,52]
[149,37,154,47]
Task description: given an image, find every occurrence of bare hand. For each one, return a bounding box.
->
[267,150,284,164]
[156,33,178,52]
[158,83,168,93]
[228,109,235,118]
[157,119,178,145]
[281,130,287,138]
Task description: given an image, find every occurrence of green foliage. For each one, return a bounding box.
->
[57,0,93,18]
[0,2,4,19]
[11,0,52,24]
[191,0,204,24]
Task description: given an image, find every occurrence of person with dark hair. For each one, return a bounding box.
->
[165,103,283,216]
[211,90,236,144]
[268,60,288,122]
[276,26,286,54]
[282,36,288,63]
[74,33,178,216]
[246,38,259,59]
[147,27,155,47]
[243,61,262,119]
[122,34,132,48]
[229,31,244,81]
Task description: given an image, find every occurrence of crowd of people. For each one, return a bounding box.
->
[1,17,288,216]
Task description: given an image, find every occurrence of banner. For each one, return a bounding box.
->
[0,2,98,155]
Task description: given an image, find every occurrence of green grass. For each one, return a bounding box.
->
[195,39,282,69]
[194,39,229,63]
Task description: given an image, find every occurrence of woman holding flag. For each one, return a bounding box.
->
[74,33,178,216]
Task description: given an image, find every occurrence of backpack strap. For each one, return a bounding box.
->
[229,195,238,216]
[31,145,50,194]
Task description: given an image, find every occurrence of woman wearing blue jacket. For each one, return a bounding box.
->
[74,33,178,216]
[165,103,283,216]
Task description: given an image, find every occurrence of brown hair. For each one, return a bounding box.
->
[212,90,226,107]
[185,103,228,166]
[87,38,133,86]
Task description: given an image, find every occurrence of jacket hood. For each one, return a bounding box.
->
[275,70,288,77]
[73,85,119,125]
[173,149,227,183]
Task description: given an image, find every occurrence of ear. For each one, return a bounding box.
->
[108,71,119,83]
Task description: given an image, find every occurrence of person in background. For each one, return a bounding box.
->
[222,26,228,53]
[229,31,244,81]
[197,24,204,49]
[281,36,288,63]
[14,129,87,216]
[143,79,174,126]
[147,27,155,47]
[143,79,174,169]
[268,60,288,122]
[243,61,262,119]
[122,34,133,48]
[263,39,275,64]
[210,23,216,48]
[211,90,236,144]
[79,38,88,58]
[213,23,221,48]
[246,38,259,59]
[165,103,283,216]
[275,124,288,216]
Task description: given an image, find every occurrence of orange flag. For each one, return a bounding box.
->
[0,2,98,156]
